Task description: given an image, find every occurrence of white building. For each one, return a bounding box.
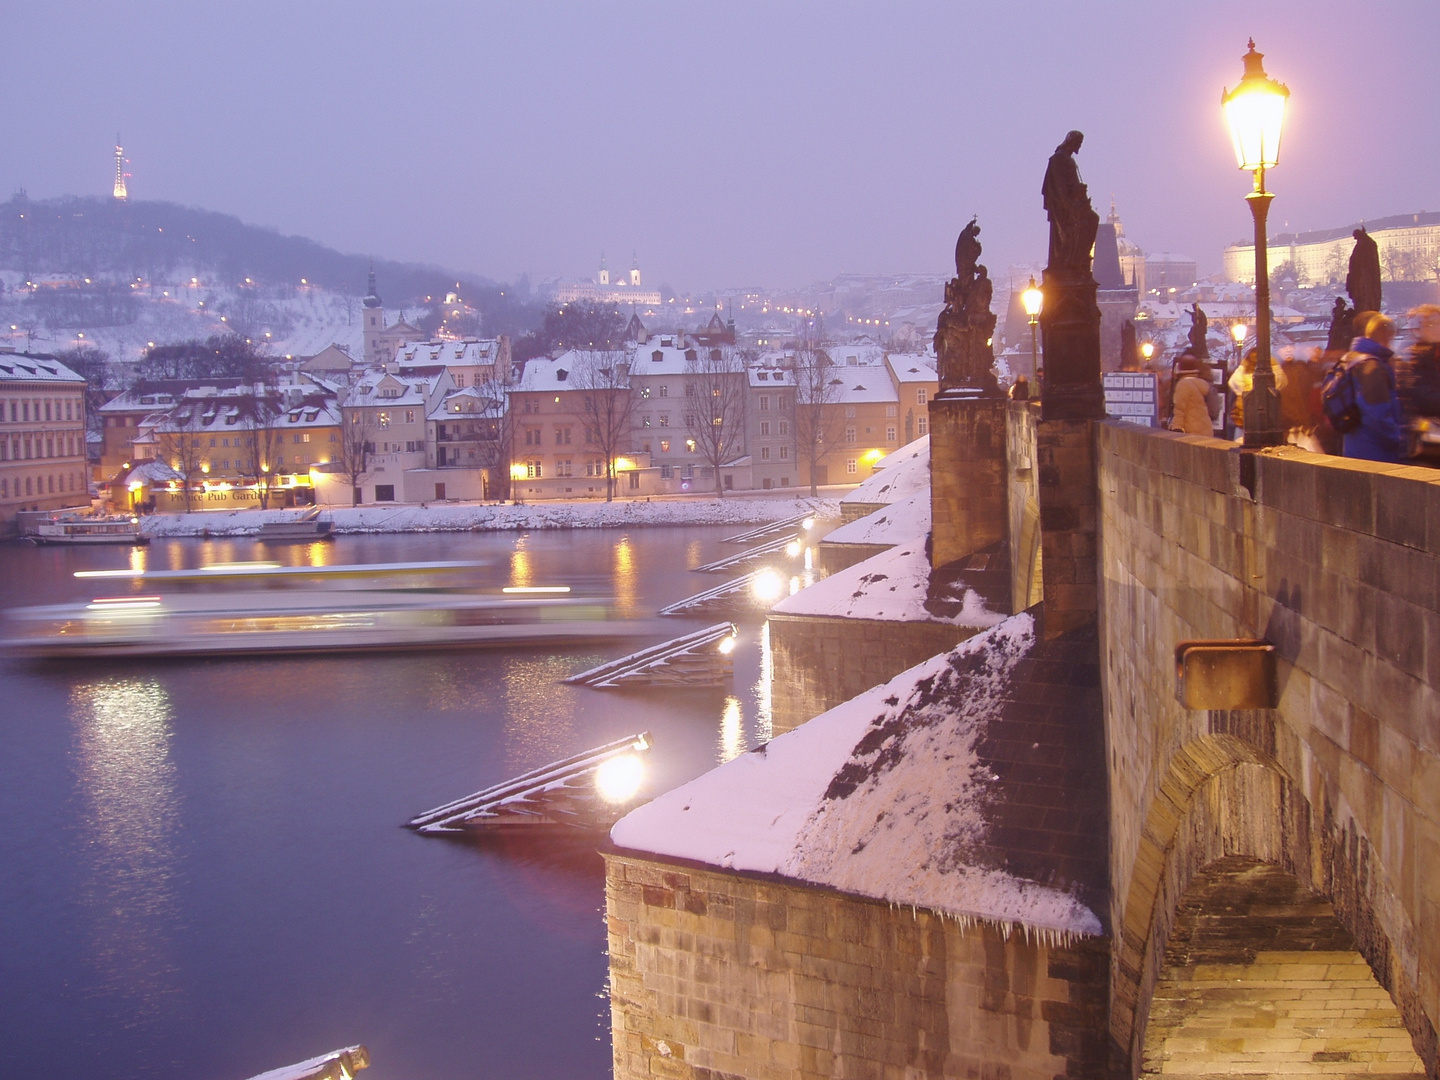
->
[1223,211,1440,287]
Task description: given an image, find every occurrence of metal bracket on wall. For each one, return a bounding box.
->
[1174,639,1277,710]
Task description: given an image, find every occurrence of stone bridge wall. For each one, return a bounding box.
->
[1097,422,1440,1077]
[605,852,1109,1080]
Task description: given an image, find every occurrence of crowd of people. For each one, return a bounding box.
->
[1155,304,1440,465]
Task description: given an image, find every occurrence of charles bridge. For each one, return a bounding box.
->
[601,133,1440,1080]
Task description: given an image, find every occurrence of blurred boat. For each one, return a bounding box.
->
[2,562,648,659]
[258,506,333,542]
[27,516,147,546]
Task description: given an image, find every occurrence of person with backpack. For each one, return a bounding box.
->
[1331,313,1406,463]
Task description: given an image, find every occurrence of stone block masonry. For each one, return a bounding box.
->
[930,395,1008,568]
[1100,422,1440,1077]
[605,853,1110,1080]
[767,614,976,736]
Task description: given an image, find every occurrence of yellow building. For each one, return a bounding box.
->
[1223,211,1440,286]
[0,351,89,527]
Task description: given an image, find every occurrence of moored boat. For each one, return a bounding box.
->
[27,517,147,546]
[258,506,334,542]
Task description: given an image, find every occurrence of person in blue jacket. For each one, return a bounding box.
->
[1342,313,1406,463]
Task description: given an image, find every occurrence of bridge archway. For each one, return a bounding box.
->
[1142,856,1425,1080]
[1112,733,1437,1079]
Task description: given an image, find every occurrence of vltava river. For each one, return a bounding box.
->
[0,527,776,1080]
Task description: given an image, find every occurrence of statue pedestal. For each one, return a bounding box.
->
[929,392,1008,569]
[1041,274,1106,421]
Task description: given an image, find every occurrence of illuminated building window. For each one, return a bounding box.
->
[886,426,896,442]
[378,412,390,428]
[846,458,858,475]
[659,440,670,453]
[658,385,669,398]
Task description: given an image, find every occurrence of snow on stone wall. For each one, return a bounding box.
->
[611,611,1101,936]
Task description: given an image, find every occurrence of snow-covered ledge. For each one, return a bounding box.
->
[611,611,1101,938]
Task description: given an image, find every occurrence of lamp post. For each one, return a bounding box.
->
[1021,277,1043,384]
[1223,39,1289,447]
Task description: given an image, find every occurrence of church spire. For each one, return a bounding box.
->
[363,265,382,308]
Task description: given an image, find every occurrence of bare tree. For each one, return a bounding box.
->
[239,386,285,509]
[792,342,842,496]
[332,412,374,507]
[155,406,205,512]
[683,346,748,497]
[573,350,636,502]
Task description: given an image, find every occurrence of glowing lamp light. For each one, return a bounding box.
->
[595,754,645,804]
[751,569,785,604]
[1140,342,1155,361]
[509,463,528,481]
[801,517,815,531]
[1222,40,1289,174]
[1231,322,1248,344]
[1021,277,1044,319]
[785,540,801,558]
[717,634,737,656]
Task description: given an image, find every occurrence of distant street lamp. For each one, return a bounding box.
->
[1021,277,1044,383]
[1222,39,1289,447]
[1140,342,1155,364]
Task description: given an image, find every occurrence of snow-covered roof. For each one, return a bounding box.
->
[427,385,503,421]
[822,490,930,548]
[773,540,1001,627]
[514,351,628,393]
[394,338,500,367]
[344,372,440,408]
[827,343,885,367]
[611,612,1102,935]
[831,366,898,404]
[886,354,938,383]
[840,436,929,506]
[747,365,794,387]
[0,353,84,384]
[628,344,692,376]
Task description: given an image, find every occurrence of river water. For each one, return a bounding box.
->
[0,527,778,1080]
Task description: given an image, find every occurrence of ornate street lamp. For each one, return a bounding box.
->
[1021,277,1043,383]
[1222,39,1289,447]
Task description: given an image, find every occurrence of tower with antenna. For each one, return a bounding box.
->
[112,136,128,201]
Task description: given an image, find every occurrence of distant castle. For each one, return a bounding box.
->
[555,253,662,307]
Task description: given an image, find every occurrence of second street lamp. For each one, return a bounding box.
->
[1222,39,1289,447]
[1021,277,1044,384]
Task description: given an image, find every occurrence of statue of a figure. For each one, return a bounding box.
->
[1346,228,1382,316]
[1188,303,1209,359]
[1041,130,1101,276]
[1119,319,1139,370]
[933,217,999,394]
[1326,296,1354,353]
[954,218,981,279]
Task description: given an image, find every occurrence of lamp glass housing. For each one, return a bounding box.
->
[1222,42,1289,172]
[1021,279,1043,317]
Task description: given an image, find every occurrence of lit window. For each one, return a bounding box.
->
[658,385,669,398]
[378,412,390,428]
[405,410,415,423]
[660,439,670,453]
[886,426,896,442]
[846,458,858,475]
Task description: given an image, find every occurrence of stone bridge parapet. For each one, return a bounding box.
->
[1097,421,1440,1077]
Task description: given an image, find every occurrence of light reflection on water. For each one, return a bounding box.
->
[509,540,532,587]
[754,621,774,743]
[70,677,183,1020]
[612,535,637,617]
[501,654,583,770]
[718,695,744,763]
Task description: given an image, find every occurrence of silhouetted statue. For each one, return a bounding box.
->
[1037,129,1105,418]
[954,217,981,279]
[1119,319,1139,370]
[933,217,1000,395]
[1188,304,1210,359]
[1042,131,1101,277]
[1346,228,1382,316]
[1326,296,1354,353]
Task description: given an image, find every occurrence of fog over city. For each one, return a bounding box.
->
[4,0,1436,290]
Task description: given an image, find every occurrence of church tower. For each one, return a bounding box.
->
[362,268,386,364]
[629,252,641,288]
[598,252,610,286]
[112,136,128,201]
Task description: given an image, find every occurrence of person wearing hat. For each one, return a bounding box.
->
[1170,352,1216,437]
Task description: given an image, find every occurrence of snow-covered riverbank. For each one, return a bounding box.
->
[139,496,841,537]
